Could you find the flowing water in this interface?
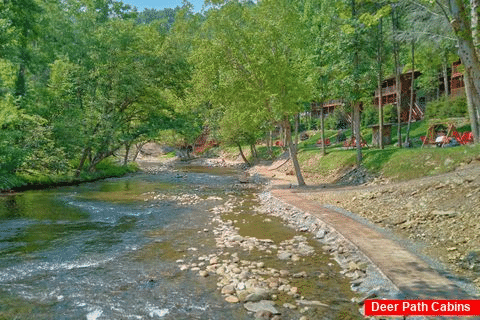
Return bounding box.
[0,164,360,319]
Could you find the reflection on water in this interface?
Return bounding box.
[0,169,251,319]
[0,191,88,220]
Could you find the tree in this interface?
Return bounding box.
[419,0,480,142]
[191,0,312,185]
[45,15,184,174]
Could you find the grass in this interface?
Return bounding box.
[370,144,480,180]
[1,158,139,191]
[297,148,356,176]
[219,118,479,183]
[296,118,479,181]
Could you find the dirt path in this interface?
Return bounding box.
[251,160,480,297]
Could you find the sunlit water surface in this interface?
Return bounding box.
[0,167,251,319]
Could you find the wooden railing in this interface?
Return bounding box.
[322,99,343,107]
[374,85,396,97]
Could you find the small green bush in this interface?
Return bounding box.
[324,107,350,130]
[361,105,378,127]
[383,104,397,124]
[425,95,468,119]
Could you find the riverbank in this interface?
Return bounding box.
[134,158,368,318]
[0,160,139,193]
[248,155,480,299]
[253,159,480,285]
[141,155,480,300]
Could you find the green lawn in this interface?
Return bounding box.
[218,118,479,182]
[297,119,479,181]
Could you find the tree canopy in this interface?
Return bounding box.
[0,0,478,188]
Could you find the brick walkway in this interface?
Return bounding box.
[268,182,473,299]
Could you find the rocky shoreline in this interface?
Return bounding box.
[166,160,402,319]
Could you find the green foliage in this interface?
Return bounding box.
[425,95,468,119]
[136,7,180,30]
[361,104,378,127]
[323,107,350,130]
[0,94,65,179]
[191,0,313,137]
[0,0,477,191]
[383,104,397,123]
[0,0,199,190]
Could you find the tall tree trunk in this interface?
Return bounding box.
[237,143,250,166]
[88,148,117,172]
[392,6,402,148]
[284,117,305,186]
[448,0,480,143]
[352,0,363,166]
[294,113,299,151]
[15,64,26,97]
[279,126,283,147]
[472,0,480,47]
[405,40,415,146]
[378,17,384,150]
[124,142,131,166]
[464,69,480,142]
[320,104,326,156]
[132,142,146,162]
[269,130,273,150]
[442,59,450,115]
[76,147,90,177]
[250,144,257,163]
[442,59,450,97]
[268,130,273,157]
[354,103,362,166]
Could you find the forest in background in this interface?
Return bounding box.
[1,0,480,189]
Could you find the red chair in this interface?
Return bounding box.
[461,131,474,144]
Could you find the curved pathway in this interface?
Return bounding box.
[253,165,476,300]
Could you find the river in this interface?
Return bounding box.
[0,163,361,319]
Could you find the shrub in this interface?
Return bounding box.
[383,104,398,124]
[324,106,350,130]
[425,95,468,119]
[361,104,378,127]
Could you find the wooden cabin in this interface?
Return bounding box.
[311,100,344,118]
[451,60,465,97]
[373,71,423,122]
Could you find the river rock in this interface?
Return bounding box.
[245,288,271,302]
[279,270,289,277]
[283,303,297,309]
[296,300,329,307]
[239,270,250,280]
[431,209,457,217]
[221,284,236,295]
[255,310,273,320]
[315,230,326,239]
[237,290,249,302]
[244,300,279,314]
[225,295,239,303]
[277,251,292,260]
